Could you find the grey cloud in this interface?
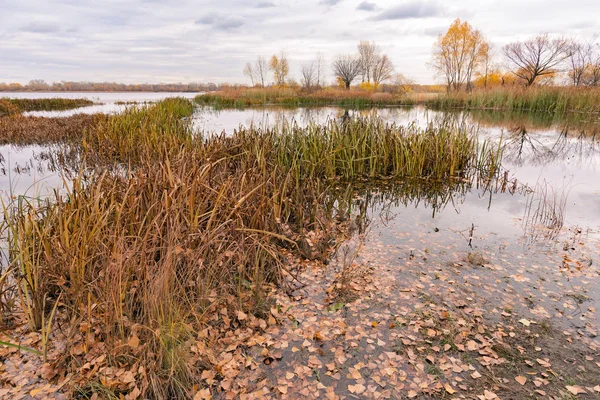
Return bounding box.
[255,1,276,8]
[21,21,60,33]
[320,0,343,6]
[195,14,244,30]
[195,14,217,25]
[374,1,442,20]
[356,1,376,11]
[215,18,244,30]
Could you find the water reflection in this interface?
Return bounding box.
[192,106,439,134]
[500,126,600,168]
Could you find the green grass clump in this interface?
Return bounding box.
[83,97,194,162]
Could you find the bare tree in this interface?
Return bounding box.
[332,55,362,90]
[567,40,592,86]
[503,34,571,86]
[254,56,268,87]
[243,56,268,87]
[569,37,600,87]
[243,62,256,86]
[372,55,395,86]
[357,40,379,83]
[301,62,317,89]
[316,52,325,88]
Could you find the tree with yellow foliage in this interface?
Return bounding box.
[431,19,489,92]
[473,70,517,88]
[269,52,289,87]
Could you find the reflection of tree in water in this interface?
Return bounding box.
[468,108,600,132]
[502,126,600,167]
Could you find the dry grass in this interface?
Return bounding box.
[0,114,105,145]
[195,87,415,108]
[426,86,600,114]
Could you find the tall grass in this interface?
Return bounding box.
[195,87,415,108]
[0,98,94,116]
[219,119,497,181]
[83,97,195,162]
[426,86,600,114]
[2,98,503,398]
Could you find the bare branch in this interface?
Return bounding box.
[332,55,362,90]
[503,34,570,86]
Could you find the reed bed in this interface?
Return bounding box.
[0,114,105,145]
[0,98,94,117]
[1,98,503,398]
[426,86,600,114]
[195,88,414,108]
[83,97,194,163]
[217,119,499,181]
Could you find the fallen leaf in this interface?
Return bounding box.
[444,383,455,394]
[515,376,527,385]
[127,335,140,349]
[193,388,211,400]
[566,385,586,395]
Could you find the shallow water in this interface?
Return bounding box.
[0,144,74,200]
[190,105,600,330]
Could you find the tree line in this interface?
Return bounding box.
[432,18,600,91]
[0,81,218,92]
[243,41,411,92]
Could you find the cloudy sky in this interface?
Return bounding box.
[1,0,599,85]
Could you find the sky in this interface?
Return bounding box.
[1,0,599,85]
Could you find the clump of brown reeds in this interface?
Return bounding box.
[0,114,105,145]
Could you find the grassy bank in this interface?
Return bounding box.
[426,86,600,114]
[195,88,416,108]
[0,98,95,117]
[1,98,502,398]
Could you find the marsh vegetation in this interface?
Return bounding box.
[0,94,599,399]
